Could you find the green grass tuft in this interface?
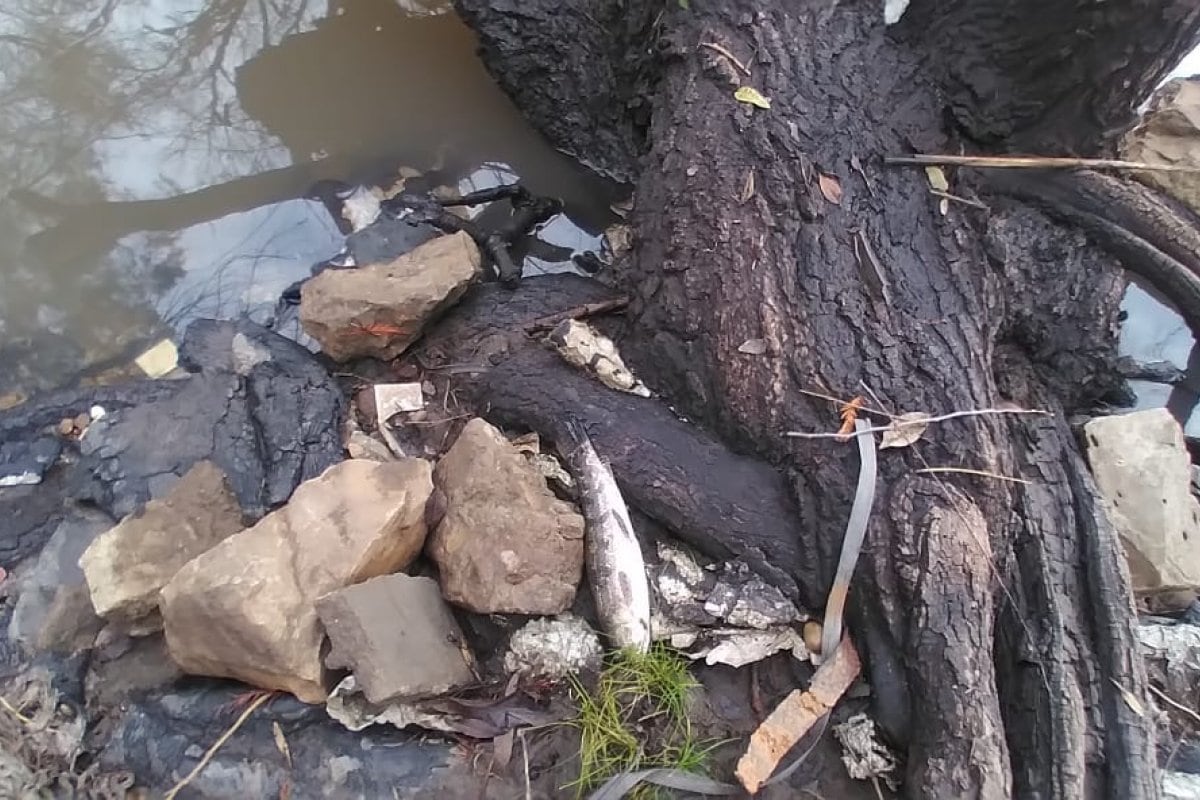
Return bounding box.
[567,644,723,799]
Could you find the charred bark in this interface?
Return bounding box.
[455,1,1200,797]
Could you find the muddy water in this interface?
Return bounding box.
[0,0,619,396]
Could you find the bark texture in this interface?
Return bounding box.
[456,1,1200,797]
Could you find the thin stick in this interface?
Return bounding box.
[796,387,893,419]
[699,42,750,76]
[521,730,532,800]
[1150,685,1200,727]
[524,297,631,332]
[915,467,1031,485]
[0,696,31,725]
[929,189,990,211]
[886,153,1200,174]
[164,692,271,799]
[785,407,1049,439]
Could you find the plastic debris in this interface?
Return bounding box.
[549,319,651,398]
[341,186,383,232]
[134,339,178,378]
[374,383,425,422]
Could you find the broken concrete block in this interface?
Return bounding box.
[299,231,481,361]
[317,574,473,704]
[428,418,584,614]
[160,458,434,703]
[79,461,244,633]
[1084,409,1200,592]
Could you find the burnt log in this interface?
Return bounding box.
[453,0,1200,797]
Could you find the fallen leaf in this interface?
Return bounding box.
[734,86,771,109]
[924,166,949,192]
[493,729,515,769]
[739,169,756,203]
[879,411,931,449]
[818,173,843,205]
[1111,679,1145,717]
[837,396,865,440]
[738,338,768,355]
[678,0,689,8]
[272,721,292,768]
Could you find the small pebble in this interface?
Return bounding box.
[57,418,74,437]
[74,412,90,431]
[89,405,106,421]
[803,620,824,655]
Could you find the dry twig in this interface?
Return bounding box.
[886,153,1200,173]
[164,692,272,799]
[699,42,750,75]
[915,467,1030,484]
[785,407,1048,439]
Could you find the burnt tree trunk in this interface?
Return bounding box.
[454,1,1200,797]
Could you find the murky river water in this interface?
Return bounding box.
[0,0,618,397]
[2,1,1199,430]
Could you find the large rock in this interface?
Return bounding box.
[299,231,481,361]
[317,574,474,704]
[79,461,245,633]
[428,418,584,614]
[69,319,344,520]
[1121,77,1200,216]
[8,508,113,653]
[1084,408,1200,592]
[160,458,434,702]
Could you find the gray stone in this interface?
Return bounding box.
[1084,409,1200,592]
[9,508,113,652]
[70,318,343,520]
[37,584,104,654]
[160,458,434,703]
[299,232,481,362]
[428,418,584,615]
[79,461,245,633]
[503,614,602,679]
[317,574,473,704]
[86,634,184,709]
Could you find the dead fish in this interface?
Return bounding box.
[557,422,651,653]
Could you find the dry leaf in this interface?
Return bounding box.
[738,338,768,355]
[924,166,949,192]
[739,170,756,203]
[272,721,292,768]
[836,396,865,440]
[493,729,516,768]
[734,86,771,109]
[879,412,931,449]
[1111,679,1145,717]
[818,173,843,205]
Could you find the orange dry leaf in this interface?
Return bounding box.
[349,321,410,338]
[837,395,864,440]
[818,172,843,205]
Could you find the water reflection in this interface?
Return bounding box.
[0,0,617,396]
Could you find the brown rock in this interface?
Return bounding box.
[79,461,245,633]
[1121,77,1200,215]
[317,574,474,704]
[160,458,434,702]
[428,418,584,614]
[299,231,481,361]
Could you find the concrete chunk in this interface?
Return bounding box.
[317,574,473,704]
